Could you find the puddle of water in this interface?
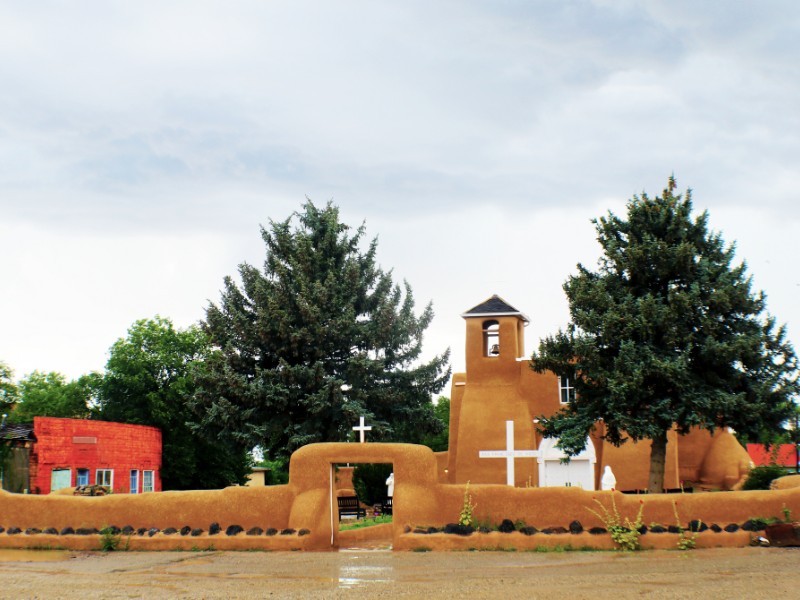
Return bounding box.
[338,563,394,589]
[0,549,72,562]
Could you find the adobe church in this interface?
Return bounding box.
[439,295,752,491]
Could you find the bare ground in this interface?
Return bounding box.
[0,546,797,599]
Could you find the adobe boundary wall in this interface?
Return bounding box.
[1,443,798,551]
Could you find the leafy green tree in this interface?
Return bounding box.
[96,317,251,490]
[0,361,18,415]
[419,396,450,452]
[193,201,451,463]
[531,177,799,492]
[9,371,95,423]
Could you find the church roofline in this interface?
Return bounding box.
[461,294,530,323]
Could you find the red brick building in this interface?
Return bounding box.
[21,417,162,494]
[746,443,799,471]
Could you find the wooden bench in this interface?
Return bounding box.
[337,496,366,519]
[381,496,393,515]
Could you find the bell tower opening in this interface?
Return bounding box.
[483,320,500,357]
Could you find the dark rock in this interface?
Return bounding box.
[427,526,439,534]
[209,522,221,536]
[163,528,178,535]
[180,526,191,536]
[280,528,296,535]
[122,526,135,535]
[137,528,147,536]
[266,528,278,536]
[667,525,681,534]
[710,524,723,533]
[25,528,42,535]
[589,527,607,535]
[479,527,491,534]
[649,525,666,534]
[724,523,740,533]
[226,525,244,536]
[413,527,430,534]
[103,526,121,535]
[637,525,648,534]
[298,529,311,537]
[246,527,263,536]
[551,527,568,534]
[688,520,708,533]
[569,520,583,534]
[191,528,203,537]
[498,519,516,533]
[742,519,766,532]
[7,527,22,535]
[520,526,538,536]
[0,527,4,534]
[444,523,474,536]
[403,525,411,534]
[44,528,59,535]
[76,528,98,535]
[148,528,159,537]
[60,527,74,535]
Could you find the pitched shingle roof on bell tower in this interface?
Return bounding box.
[461,295,530,323]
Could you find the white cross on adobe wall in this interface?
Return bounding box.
[479,420,539,486]
[352,416,372,443]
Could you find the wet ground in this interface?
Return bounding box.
[0,547,798,599]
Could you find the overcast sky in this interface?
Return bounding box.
[2,1,798,387]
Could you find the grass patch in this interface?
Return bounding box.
[339,515,392,531]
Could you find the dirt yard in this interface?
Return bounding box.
[0,546,797,599]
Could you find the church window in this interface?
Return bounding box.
[483,320,500,357]
[559,375,575,404]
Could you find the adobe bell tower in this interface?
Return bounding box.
[447,295,540,485]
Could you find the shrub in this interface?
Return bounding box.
[742,465,788,490]
[588,496,644,551]
[459,482,477,527]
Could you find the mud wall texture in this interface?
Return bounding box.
[2,442,798,551]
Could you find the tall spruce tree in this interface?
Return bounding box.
[193,201,451,462]
[531,177,798,492]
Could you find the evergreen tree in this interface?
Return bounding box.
[532,177,798,492]
[97,317,251,490]
[193,201,450,462]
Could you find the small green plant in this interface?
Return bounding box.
[672,501,699,551]
[741,464,788,490]
[339,515,392,531]
[459,481,477,527]
[588,496,644,551]
[782,505,792,523]
[99,527,121,552]
[412,546,431,552]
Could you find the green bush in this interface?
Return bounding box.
[742,465,788,490]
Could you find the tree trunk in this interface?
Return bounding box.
[648,430,667,493]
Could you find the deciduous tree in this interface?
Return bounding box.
[532,177,799,492]
[96,317,250,489]
[8,371,95,423]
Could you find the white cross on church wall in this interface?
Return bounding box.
[352,416,372,443]
[479,420,539,486]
